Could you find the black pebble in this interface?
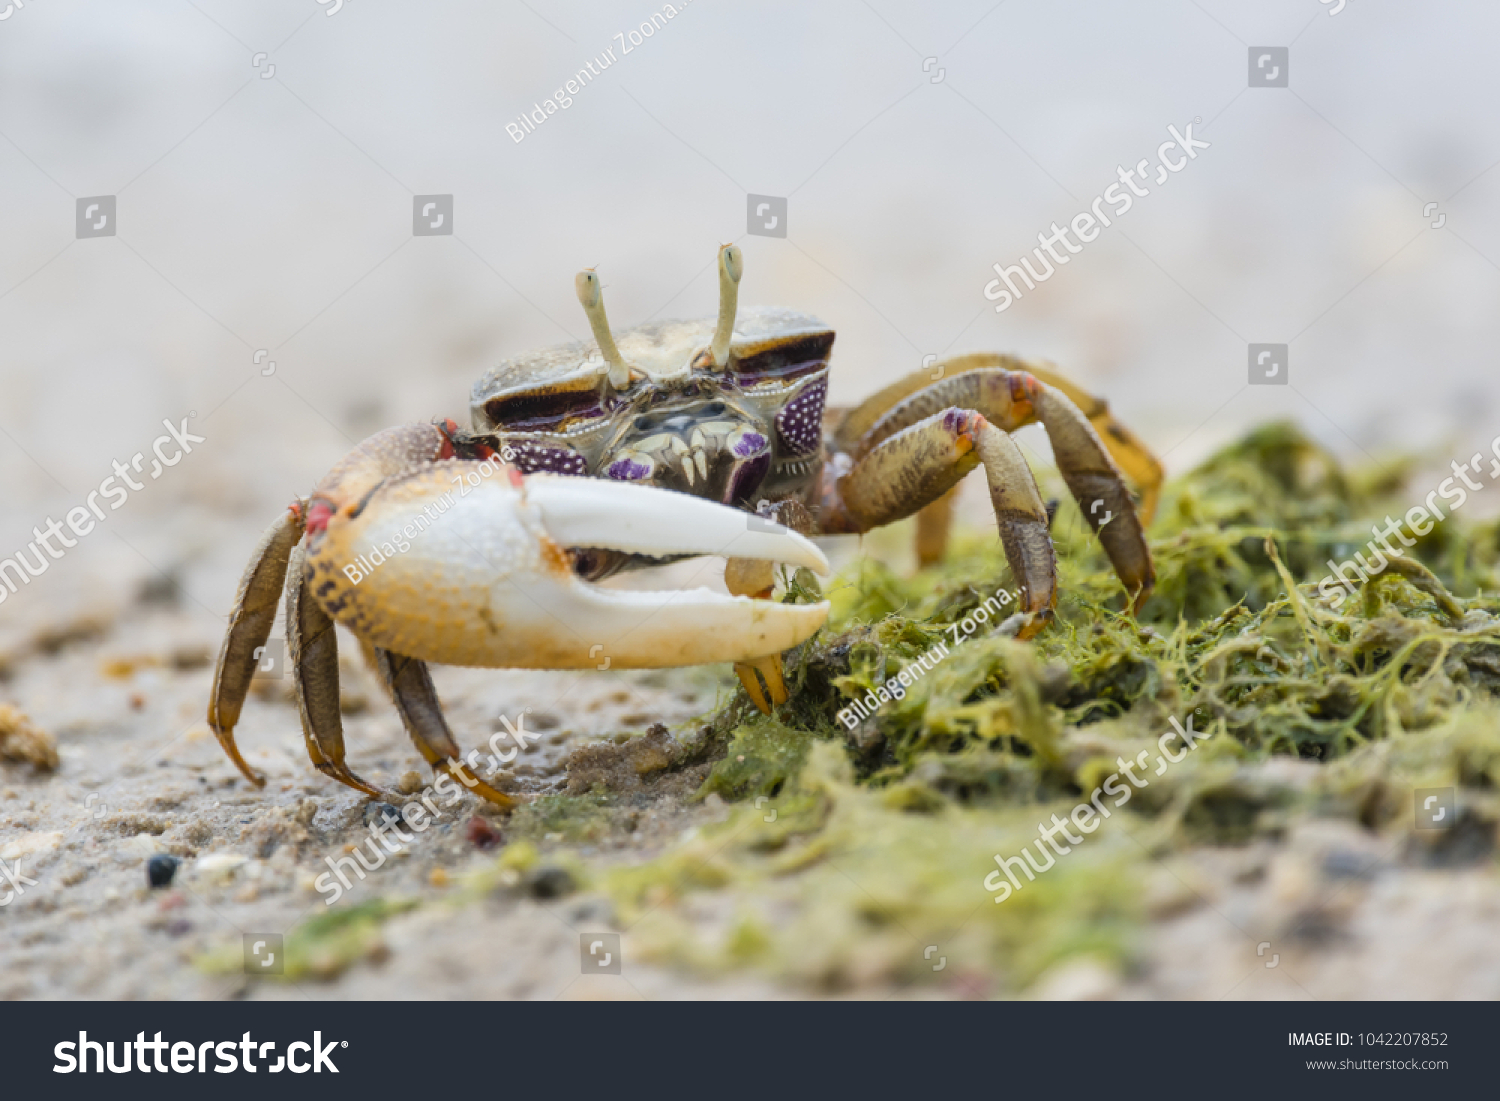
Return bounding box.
[147,854,180,888]
[363,801,403,830]
[527,865,576,899]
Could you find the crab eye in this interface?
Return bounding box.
[730,332,834,385]
[483,388,604,431]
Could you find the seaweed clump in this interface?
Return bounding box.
[597,422,1500,989]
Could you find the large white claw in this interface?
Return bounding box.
[530,474,829,576]
[310,466,830,671]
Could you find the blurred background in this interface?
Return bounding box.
[2,0,1498,627]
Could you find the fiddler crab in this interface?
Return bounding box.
[209,245,1161,809]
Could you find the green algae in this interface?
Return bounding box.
[698,714,814,801]
[610,742,1146,991]
[199,897,419,981]
[596,421,1500,990]
[507,791,614,843]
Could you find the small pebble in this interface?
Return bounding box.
[0,703,59,771]
[397,770,424,794]
[170,641,211,670]
[146,854,180,888]
[363,801,403,830]
[465,815,501,850]
[1323,849,1374,880]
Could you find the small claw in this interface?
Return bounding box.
[307,468,830,671]
[736,662,773,713]
[735,654,788,713]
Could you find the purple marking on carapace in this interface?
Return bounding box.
[775,376,826,457]
[511,442,588,477]
[606,457,652,481]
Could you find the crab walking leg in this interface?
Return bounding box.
[1029,383,1155,611]
[852,368,1154,612]
[914,487,959,568]
[286,543,384,800]
[1022,364,1162,527]
[837,356,1163,525]
[824,409,1058,636]
[374,650,516,809]
[207,506,307,786]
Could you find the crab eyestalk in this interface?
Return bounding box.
[575,269,630,389]
[710,244,743,369]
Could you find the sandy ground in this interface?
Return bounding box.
[4,503,1500,1003]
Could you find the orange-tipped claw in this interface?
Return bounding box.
[735,654,789,713]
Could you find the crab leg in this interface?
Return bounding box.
[286,542,384,800]
[823,408,1058,636]
[1029,382,1155,611]
[1022,363,1162,527]
[834,354,1162,525]
[851,368,1154,612]
[207,506,306,787]
[375,649,515,808]
[914,487,959,568]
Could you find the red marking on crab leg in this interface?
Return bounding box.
[435,418,462,461]
[1007,372,1040,421]
[940,408,987,455]
[305,498,336,535]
